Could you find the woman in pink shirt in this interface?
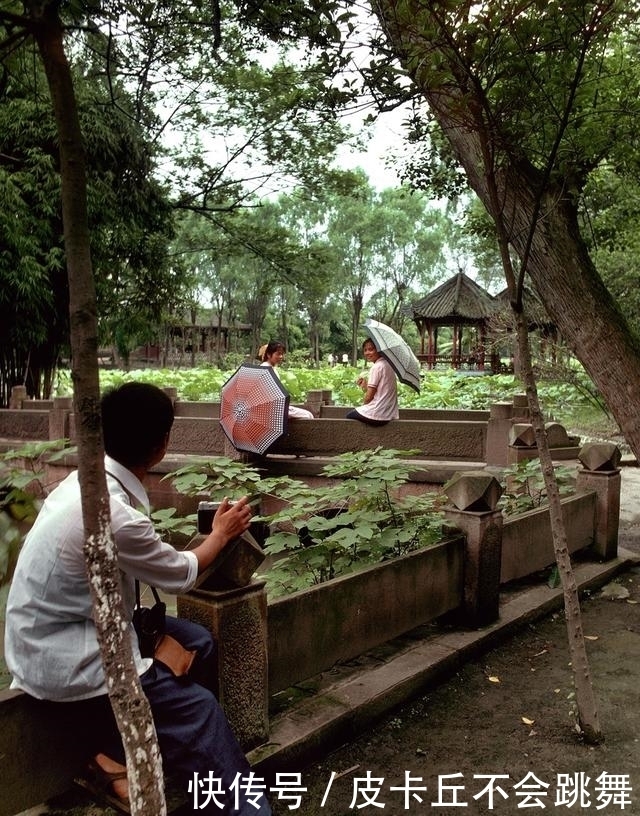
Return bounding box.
[346,338,399,426]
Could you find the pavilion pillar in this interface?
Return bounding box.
[452,324,459,368]
[478,324,486,371]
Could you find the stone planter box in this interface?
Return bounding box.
[266,536,465,694]
[501,492,597,583]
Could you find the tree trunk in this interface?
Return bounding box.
[372,0,640,460]
[31,4,166,813]
[514,309,602,743]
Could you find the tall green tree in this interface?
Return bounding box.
[580,166,640,336]
[368,0,640,461]
[325,171,391,361]
[368,186,450,327]
[0,28,175,404]
[10,2,167,811]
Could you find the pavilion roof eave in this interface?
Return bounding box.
[407,271,497,322]
[413,316,488,327]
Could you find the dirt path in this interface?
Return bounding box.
[285,566,640,815]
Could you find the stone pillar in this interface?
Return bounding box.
[162,386,178,405]
[177,581,269,750]
[9,385,27,409]
[486,401,514,466]
[576,442,622,561]
[49,397,73,440]
[304,389,324,417]
[507,422,538,465]
[512,394,530,420]
[444,471,504,628]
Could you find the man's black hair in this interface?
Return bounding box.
[101,382,174,468]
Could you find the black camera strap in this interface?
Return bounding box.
[135,579,162,609]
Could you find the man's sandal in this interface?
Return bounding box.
[74,752,130,814]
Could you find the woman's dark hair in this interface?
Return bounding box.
[262,340,285,361]
[101,382,174,468]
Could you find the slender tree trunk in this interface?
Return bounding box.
[515,309,602,743]
[372,0,640,461]
[30,4,166,812]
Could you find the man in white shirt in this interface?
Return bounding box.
[346,338,399,426]
[5,382,271,815]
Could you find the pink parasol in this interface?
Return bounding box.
[219,363,290,455]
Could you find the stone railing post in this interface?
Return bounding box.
[49,397,73,440]
[177,581,269,751]
[507,422,538,465]
[9,385,27,409]
[444,471,504,628]
[486,401,513,466]
[162,386,178,406]
[512,394,530,420]
[576,442,622,561]
[304,389,324,417]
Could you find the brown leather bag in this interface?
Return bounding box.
[134,581,195,676]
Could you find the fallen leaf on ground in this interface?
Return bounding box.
[521,716,535,726]
[488,676,500,683]
[584,635,599,641]
[601,582,630,600]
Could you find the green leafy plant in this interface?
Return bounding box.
[149,507,199,546]
[0,440,73,617]
[259,448,448,597]
[167,455,265,499]
[164,448,449,598]
[161,455,295,545]
[499,459,576,516]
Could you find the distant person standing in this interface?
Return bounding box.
[260,340,315,419]
[346,338,399,426]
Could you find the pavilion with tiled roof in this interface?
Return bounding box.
[405,271,499,371]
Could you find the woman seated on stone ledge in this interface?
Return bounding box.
[259,340,315,419]
[346,338,399,426]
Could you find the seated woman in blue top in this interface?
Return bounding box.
[346,338,399,426]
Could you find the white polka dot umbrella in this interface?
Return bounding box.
[363,317,421,393]
[219,363,290,455]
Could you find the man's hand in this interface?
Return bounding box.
[212,496,252,542]
[195,496,253,573]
